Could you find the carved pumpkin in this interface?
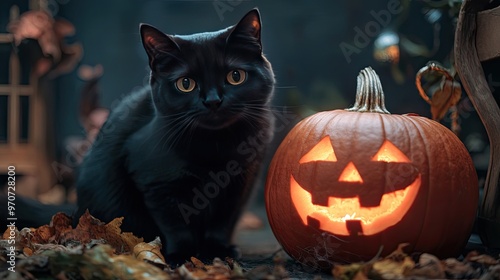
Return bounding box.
[265,67,478,268]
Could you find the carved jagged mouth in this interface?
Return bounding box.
[290,172,422,236]
[293,161,419,207]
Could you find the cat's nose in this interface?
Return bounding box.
[203,94,223,111]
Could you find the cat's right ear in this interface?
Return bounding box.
[227,9,262,52]
[140,24,179,69]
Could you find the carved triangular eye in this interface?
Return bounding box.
[300,136,337,163]
[371,140,410,163]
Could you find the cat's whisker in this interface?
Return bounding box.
[240,106,277,113]
[235,109,267,131]
[148,111,194,153]
[162,114,198,150]
[166,114,197,151]
[184,117,199,149]
[238,107,275,118]
[159,123,186,153]
[150,123,180,154]
[159,110,203,152]
[241,105,298,119]
[180,115,200,145]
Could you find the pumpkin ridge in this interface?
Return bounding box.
[432,119,475,254]
[404,116,433,252]
[304,113,330,160]
[438,124,458,253]
[431,119,461,253]
[376,113,391,205]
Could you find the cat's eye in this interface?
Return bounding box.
[227,69,247,85]
[176,77,196,93]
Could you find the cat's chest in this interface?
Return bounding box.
[124,121,249,191]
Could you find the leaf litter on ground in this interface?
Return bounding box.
[1,212,499,279]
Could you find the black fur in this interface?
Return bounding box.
[75,9,274,264]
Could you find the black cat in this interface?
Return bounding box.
[75,9,274,264]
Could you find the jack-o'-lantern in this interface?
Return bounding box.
[292,137,421,237]
[265,67,478,269]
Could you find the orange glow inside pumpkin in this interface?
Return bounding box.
[339,162,363,183]
[299,136,337,163]
[291,138,421,236]
[371,140,411,163]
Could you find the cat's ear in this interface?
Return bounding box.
[227,9,262,51]
[140,24,179,69]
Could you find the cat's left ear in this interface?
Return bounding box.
[140,24,180,69]
[227,8,262,51]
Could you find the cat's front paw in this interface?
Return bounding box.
[199,242,241,262]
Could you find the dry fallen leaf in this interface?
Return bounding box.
[332,262,369,280]
[178,257,234,280]
[205,258,232,279]
[466,251,500,266]
[60,210,143,253]
[368,243,414,279]
[133,236,166,266]
[407,253,445,279]
[482,264,500,280]
[428,78,462,121]
[23,247,33,257]
[2,226,34,251]
[2,212,73,252]
[48,244,171,280]
[443,257,481,279]
[3,215,499,280]
[2,211,144,258]
[30,225,55,244]
[2,227,12,239]
[179,261,211,280]
[333,244,414,280]
[330,244,500,280]
[191,256,206,269]
[415,61,462,134]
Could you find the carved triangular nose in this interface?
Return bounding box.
[203,90,222,111]
[339,162,363,183]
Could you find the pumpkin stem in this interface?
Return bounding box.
[346,67,390,114]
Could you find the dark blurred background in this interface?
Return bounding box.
[0,0,491,220]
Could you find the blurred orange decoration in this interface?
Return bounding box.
[7,9,82,78]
